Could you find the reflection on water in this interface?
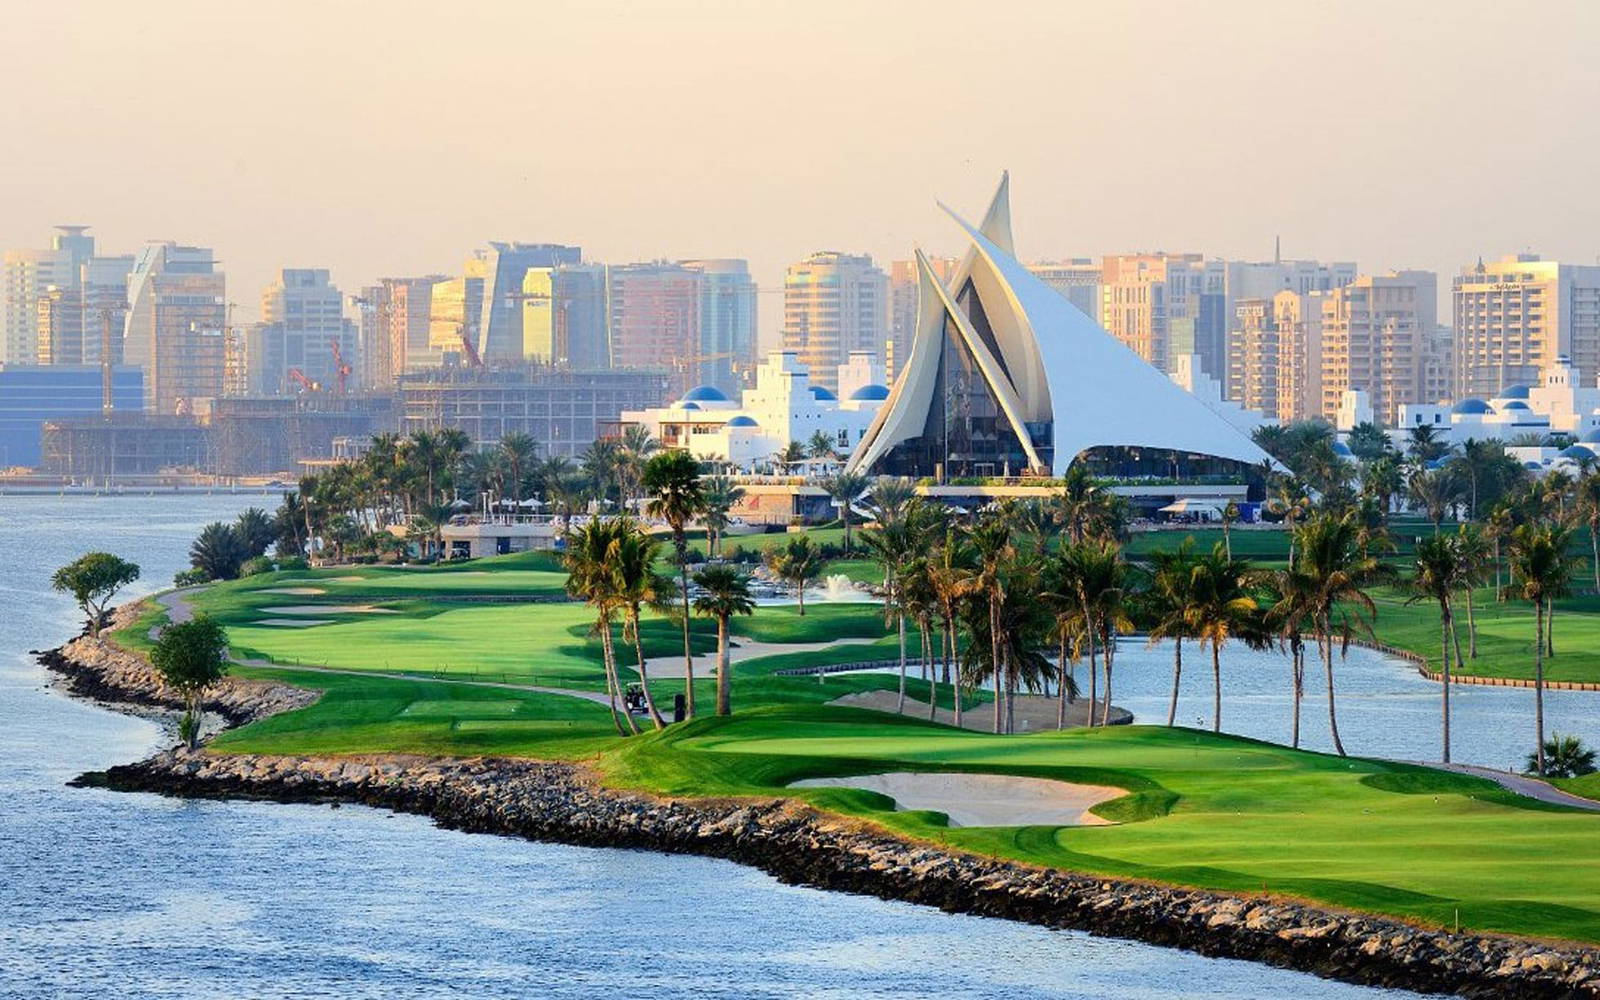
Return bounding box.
[0,497,1434,998]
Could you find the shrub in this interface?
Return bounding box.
[277,556,309,572]
[239,556,275,577]
[1530,733,1598,779]
[173,568,210,587]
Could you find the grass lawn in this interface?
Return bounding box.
[1369,587,1600,684]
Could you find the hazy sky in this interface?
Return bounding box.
[5,0,1600,334]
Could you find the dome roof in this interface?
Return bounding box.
[671,400,701,411]
[1560,445,1595,459]
[1451,398,1492,415]
[1499,383,1531,399]
[1525,461,1545,471]
[1331,441,1354,457]
[681,384,731,402]
[1500,400,1531,411]
[848,383,890,401]
[1581,429,1600,444]
[725,414,759,428]
[808,385,838,401]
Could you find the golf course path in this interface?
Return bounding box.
[1410,760,1600,812]
[636,636,885,679]
[153,588,615,708]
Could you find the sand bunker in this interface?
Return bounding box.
[258,587,326,596]
[790,771,1122,828]
[256,618,334,627]
[269,605,397,615]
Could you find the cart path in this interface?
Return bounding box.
[1400,760,1600,812]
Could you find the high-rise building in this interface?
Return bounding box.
[520,264,612,368]
[1317,271,1438,425]
[79,254,134,366]
[782,251,887,393]
[428,275,484,362]
[608,262,701,397]
[251,269,356,395]
[1273,289,1327,423]
[465,242,582,363]
[3,226,97,365]
[121,242,226,413]
[1453,254,1600,399]
[1025,259,1101,320]
[682,259,757,391]
[1100,253,1226,377]
[1226,298,1279,419]
[890,256,957,380]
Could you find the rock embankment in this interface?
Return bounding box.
[38,602,317,725]
[92,748,1600,1000]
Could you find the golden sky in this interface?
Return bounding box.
[3,0,1598,330]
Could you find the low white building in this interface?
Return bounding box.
[1168,353,1269,437]
[621,350,889,468]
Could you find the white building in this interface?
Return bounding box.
[1392,355,1600,456]
[1169,353,1269,437]
[620,350,888,469]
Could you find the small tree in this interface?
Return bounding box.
[190,522,249,581]
[820,471,871,554]
[1529,733,1597,779]
[150,616,229,749]
[234,507,277,559]
[764,536,826,614]
[51,552,140,637]
[693,564,755,715]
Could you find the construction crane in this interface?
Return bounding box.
[457,324,482,367]
[288,368,321,393]
[329,339,352,393]
[97,306,121,413]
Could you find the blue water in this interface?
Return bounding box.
[0,496,1439,998]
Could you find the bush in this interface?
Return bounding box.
[1530,733,1598,778]
[277,556,309,572]
[239,556,275,577]
[173,568,210,586]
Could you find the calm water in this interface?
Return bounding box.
[0,496,1441,999]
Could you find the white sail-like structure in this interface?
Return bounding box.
[847,175,1271,477]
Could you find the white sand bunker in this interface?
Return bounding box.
[257,617,334,627]
[270,604,397,615]
[259,587,326,596]
[790,771,1122,828]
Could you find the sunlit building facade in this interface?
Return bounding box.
[782,251,887,394]
[121,242,226,413]
[1453,254,1600,399]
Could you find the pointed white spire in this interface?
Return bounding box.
[978,171,1014,256]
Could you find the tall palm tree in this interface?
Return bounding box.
[1505,523,1577,775]
[1453,522,1490,662]
[1262,563,1315,748]
[897,556,940,716]
[1288,511,1387,756]
[562,519,636,736]
[926,527,976,728]
[963,517,1015,734]
[773,441,808,474]
[861,513,922,712]
[764,535,826,614]
[1409,467,1461,532]
[1053,465,1101,544]
[1051,540,1129,728]
[699,474,746,558]
[1189,543,1259,734]
[1409,534,1464,763]
[1451,438,1500,521]
[692,564,755,716]
[958,559,1054,735]
[1406,423,1450,467]
[498,432,539,508]
[1266,477,1312,569]
[1578,471,1600,591]
[820,471,871,554]
[580,438,621,503]
[1145,540,1200,727]
[868,476,917,526]
[1220,501,1240,559]
[642,451,705,719]
[611,526,671,730]
[807,430,838,469]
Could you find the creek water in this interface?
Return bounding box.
[1,495,1439,998]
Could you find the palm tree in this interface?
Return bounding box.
[861,513,922,712]
[1262,563,1316,748]
[1145,540,1200,727]
[562,519,637,736]
[819,471,871,554]
[774,441,808,474]
[1407,423,1450,467]
[617,424,659,500]
[1188,543,1259,734]
[611,525,671,730]
[1505,523,1576,775]
[642,451,705,719]
[1409,534,1465,763]
[806,429,838,469]
[1578,471,1600,590]
[1409,467,1461,532]
[692,564,755,716]
[764,535,826,614]
[1266,477,1312,569]
[1453,522,1490,663]
[958,559,1054,734]
[699,474,746,558]
[897,556,940,717]
[926,527,975,727]
[1220,501,1240,559]
[963,517,1015,734]
[1054,465,1116,544]
[1289,511,1387,756]
[1051,540,1129,728]
[580,438,621,502]
[1451,438,1500,521]
[499,432,539,508]
[868,476,918,526]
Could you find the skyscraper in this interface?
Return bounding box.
[608,262,701,396]
[1025,258,1101,320]
[1453,254,1600,398]
[1317,271,1438,425]
[466,242,582,363]
[890,256,956,380]
[252,269,357,395]
[682,259,757,391]
[79,254,134,366]
[520,263,610,369]
[1272,289,1327,423]
[1100,253,1226,376]
[428,276,484,363]
[782,251,887,393]
[3,226,96,365]
[121,242,226,413]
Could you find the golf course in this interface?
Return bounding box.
[108,543,1600,946]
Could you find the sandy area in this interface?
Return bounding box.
[828,689,1131,732]
[259,587,326,596]
[269,605,397,615]
[790,771,1122,827]
[256,618,334,627]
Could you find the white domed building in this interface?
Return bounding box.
[619,350,888,469]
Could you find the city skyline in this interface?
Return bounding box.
[3,1,1598,333]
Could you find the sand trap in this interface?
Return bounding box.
[259,587,326,596]
[789,771,1122,828]
[257,617,334,627]
[269,604,397,615]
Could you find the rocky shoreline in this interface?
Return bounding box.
[41,607,1600,999]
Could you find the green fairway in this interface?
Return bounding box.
[1369,587,1600,684]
